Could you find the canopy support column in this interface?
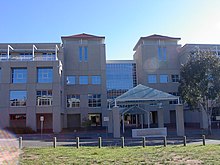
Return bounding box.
[147,112,151,128]
[158,110,164,128]
[175,105,185,136]
[112,106,120,138]
[122,114,125,133]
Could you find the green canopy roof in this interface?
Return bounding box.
[115,84,179,103]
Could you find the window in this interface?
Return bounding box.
[158,47,166,61]
[42,52,56,61]
[84,47,88,62]
[37,67,53,83]
[79,76,88,84]
[79,47,83,62]
[66,76,76,85]
[88,94,101,107]
[36,90,52,106]
[171,75,180,82]
[10,91,27,107]
[10,114,26,120]
[92,76,101,84]
[67,94,80,108]
[148,75,157,83]
[160,74,168,83]
[12,68,27,83]
[169,92,179,104]
[79,46,88,62]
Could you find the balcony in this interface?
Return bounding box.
[0,54,57,61]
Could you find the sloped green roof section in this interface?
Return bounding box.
[115,84,178,102]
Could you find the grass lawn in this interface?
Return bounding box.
[20,145,220,165]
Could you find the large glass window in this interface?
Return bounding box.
[79,76,88,84]
[12,68,27,83]
[37,67,53,83]
[88,94,101,107]
[171,74,180,82]
[92,76,101,84]
[160,74,168,83]
[66,76,76,85]
[10,91,27,107]
[148,75,157,83]
[158,47,166,61]
[36,90,52,106]
[66,94,80,108]
[79,46,88,62]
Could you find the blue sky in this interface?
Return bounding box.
[1,0,220,60]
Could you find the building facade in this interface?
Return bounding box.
[0,33,219,133]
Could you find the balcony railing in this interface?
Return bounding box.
[0,55,57,61]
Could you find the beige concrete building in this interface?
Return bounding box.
[0,33,219,134]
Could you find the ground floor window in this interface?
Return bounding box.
[88,113,102,126]
[10,114,26,128]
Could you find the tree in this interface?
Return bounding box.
[179,50,220,134]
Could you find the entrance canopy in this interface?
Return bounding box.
[115,84,179,106]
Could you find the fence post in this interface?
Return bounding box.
[98,137,102,148]
[163,136,167,147]
[76,137,80,148]
[53,137,57,148]
[19,137,22,149]
[183,136,186,146]
[121,137,124,148]
[142,137,145,147]
[202,135,206,146]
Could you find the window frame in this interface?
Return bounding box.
[10,90,27,107]
[148,74,157,83]
[37,67,53,83]
[12,68,27,83]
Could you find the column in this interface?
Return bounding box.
[158,110,164,128]
[175,105,185,136]
[26,107,37,131]
[63,113,67,128]
[112,106,120,138]
[53,107,61,133]
[200,109,208,129]
[108,109,113,133]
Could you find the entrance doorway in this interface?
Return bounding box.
[88,113,102,126]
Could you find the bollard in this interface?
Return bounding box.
[121,137,124,148]
[98,137,102,148]
[202,135,206,146]
[53,137,57,148]
[142,137,146,147]
[19,137,22,149]
[183,136,186,146]
[163,136,167,147]
[76,137,80,148]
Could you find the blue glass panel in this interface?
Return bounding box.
[12,68,27,83]
[79,76,88,84]
[84,47,88,62]
[37,68,53,83]
[92,76,101,84]
[148,75,157,83]
[67,76,76,84]
[79,47,82,62]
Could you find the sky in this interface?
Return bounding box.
[1,0,220,60]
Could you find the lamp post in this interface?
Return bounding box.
[7,45,14,60]
[33,45,37,60]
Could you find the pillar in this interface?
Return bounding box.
[175,105,185,136]
[158,110,164,128]
[108,109,113,133]
[200,109,208,129]
[53,107,61,133]
[63,113,67,128]
[26,107,36,131]
[112,106,120,138]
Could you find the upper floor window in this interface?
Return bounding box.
[79,76,88,84]
[37,67,53,83]
[36,90,52,106]
[88,94,101,107]
[148,75,157,83]
[158,47,166,61]
[12,68,27,83]
[42,52,56,61]
[160,74,168,83]
[171,74,180,82]
[91,76,101,84]
[66,76,76,85]
[169,92,179,104]
[84,47,88,62]
[67,94,80,108]
[10,91,27,107]
[79,46,88,62]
